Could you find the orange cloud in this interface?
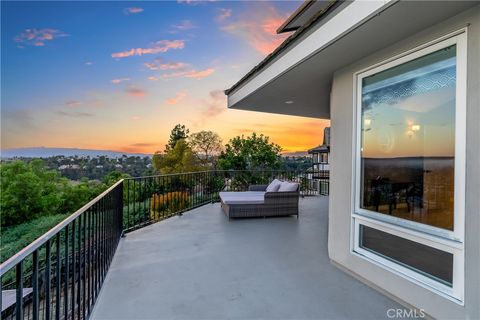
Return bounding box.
[165,92,187,105]
[15,28,68,47]
[126,87,146,97]
[124,7,144,15]
[111,78,130,84]
[161,68,215,80]
[147,76,159,81]
[112,40,185,58]
[216,8,232,22]
[144,58,188,71]
[220,4,288,55]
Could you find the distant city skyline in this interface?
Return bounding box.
[1,1,329,154]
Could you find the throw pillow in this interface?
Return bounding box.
[266,179,282,192]
[278,181,299,192]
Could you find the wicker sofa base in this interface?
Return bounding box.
[220,197,299,219]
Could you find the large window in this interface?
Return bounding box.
[353,33,466,301]
[360,45,456,230]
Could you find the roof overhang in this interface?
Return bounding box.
[226,0,477,119]
[276,0,338,34]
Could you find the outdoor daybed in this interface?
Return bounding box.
[219,180,300,218]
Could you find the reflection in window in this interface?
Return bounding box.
[360,45,456,231]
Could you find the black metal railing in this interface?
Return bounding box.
[122,170,328,232]
[1,180,123,320]
[1,169,328,319]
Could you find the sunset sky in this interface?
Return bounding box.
[1,0,330,154]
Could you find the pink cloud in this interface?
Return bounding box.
[216,8,232,22]
[111,78,130,84]
[171,20,196,31]
[185,68,215,79]
[220,4,289,55]
[14,28,68,47]
[126,87,146,98]
[177,0,216,4]
[124,7,144,15]
[165,92,187,105]
[203,89,226,118]
[112,40,185,58]
[144,58,189,71]
[148,76,159,81]
[162,68,215,80]
[65,100,81,107]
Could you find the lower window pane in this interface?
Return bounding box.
[359,225,453,286]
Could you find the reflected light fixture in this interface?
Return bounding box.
[411,124,421,131]
[285,100,294,104]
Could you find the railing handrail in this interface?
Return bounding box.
[0,179,124,276]
[125,169,328,180]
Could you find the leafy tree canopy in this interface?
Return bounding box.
[218,133,282,171]
[0,160,123,228]
[189,130,223,167]
[165,124,189,152]
[153,139,202,174]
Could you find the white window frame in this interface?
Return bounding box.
[352,30,467,302]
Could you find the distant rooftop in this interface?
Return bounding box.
[308,127,330,154]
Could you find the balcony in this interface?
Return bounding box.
[1,170,403,320]
[92,197,402,320]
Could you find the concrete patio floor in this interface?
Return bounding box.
[92,196,404,320]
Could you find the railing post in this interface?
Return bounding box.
[119,180,124,237]
[15,261,23,320]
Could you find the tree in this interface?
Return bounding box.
[0,160,114,228]
[102,171,131,186]
[218,133,282,171]
[153,139,201,174]
[1,160,61,227]
[165,124,189,152]
[189,130,223,168]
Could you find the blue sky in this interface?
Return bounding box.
[1,1,329,154]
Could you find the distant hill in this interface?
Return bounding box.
[281,151,309,157]
[1,147,151,159]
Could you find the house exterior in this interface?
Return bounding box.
[226,1,480,318]
[308,126,330,171]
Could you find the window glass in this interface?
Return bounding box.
[359,225,453,286]
[360,45,456,231]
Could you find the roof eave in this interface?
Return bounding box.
[276,0,316,34]
[224,0,339,96]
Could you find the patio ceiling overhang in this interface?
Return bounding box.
[225,0,476,119]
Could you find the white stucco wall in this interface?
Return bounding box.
[328,5,479,319]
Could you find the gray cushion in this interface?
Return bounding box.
[219,191,265,204]
[278,181,299,192]
[266,179,282,192]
